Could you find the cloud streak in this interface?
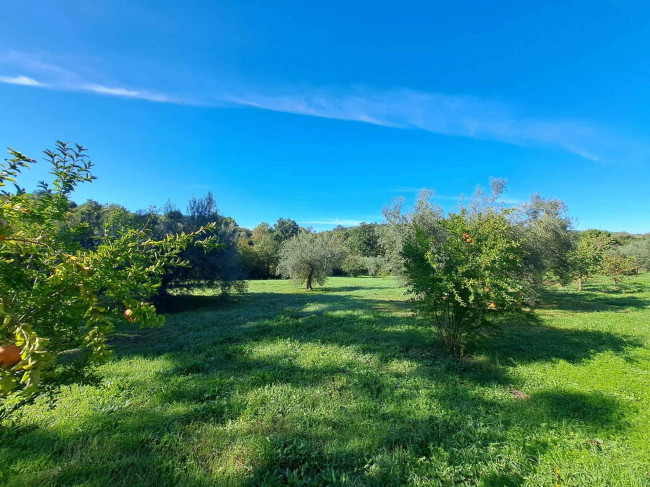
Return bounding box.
[84,84,179,103]
[0,51,191,104]
[230,88,614,161]
[0,75,46,87]
[2,51,646,163]
[0,72,187,104]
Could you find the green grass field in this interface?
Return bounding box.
[1,275,649,486]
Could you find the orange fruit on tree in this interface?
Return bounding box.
[488,302,497,309]
[124,308,135,322]
[0,344,22,368]
[466,238,472,243]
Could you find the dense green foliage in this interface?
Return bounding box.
[345,222,383,257]
[0,276,648,486]
[238,219,302,279]
[0,143,213,417]
[153,193,247,302]
[68,192,248,303]
[390,181,576,355]
[620,236,650,272]
[402,209,527,356]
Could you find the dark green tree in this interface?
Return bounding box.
[273,218,300,242]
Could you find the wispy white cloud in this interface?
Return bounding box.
[2,50,647,163]
[0,51,190,104]
[230,88,615,161]
[85,84,141,97]
[0,72,187,104]
[84,84,178,103]
[0,74,46,87]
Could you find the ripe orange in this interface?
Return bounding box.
[0,344,22,368]
[124,308,135,322]
[488,302,497,309]
[466,238,473,243]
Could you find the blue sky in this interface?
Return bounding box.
[1,1,648,232]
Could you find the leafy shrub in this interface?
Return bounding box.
[0,142,213,417]
[402,207,527,356]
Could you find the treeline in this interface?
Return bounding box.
[65,190,650,294]
[64,195,393,286]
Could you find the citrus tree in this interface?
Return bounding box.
[0,142,215,418]
[402,208,527,356]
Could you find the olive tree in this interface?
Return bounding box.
[514,194,573,290]
[276,232,346,290]
[620,237,650,273]
[151,192,247,306]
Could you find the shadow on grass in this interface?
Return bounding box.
[4,281,644,486]
[537,286,649,313]
[481,311,642,365]
[113,288,642,373]
[528,390,626,427]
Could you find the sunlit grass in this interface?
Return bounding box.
[1,275,648,486]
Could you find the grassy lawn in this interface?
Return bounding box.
[1,275,649,486]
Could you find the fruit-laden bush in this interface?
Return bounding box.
[276,232,346,290]
[385,180,575,355]
[0,142,215,418]
[402,208,527,356]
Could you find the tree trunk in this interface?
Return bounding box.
[577,276,583,292]
[306,270,313,290]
